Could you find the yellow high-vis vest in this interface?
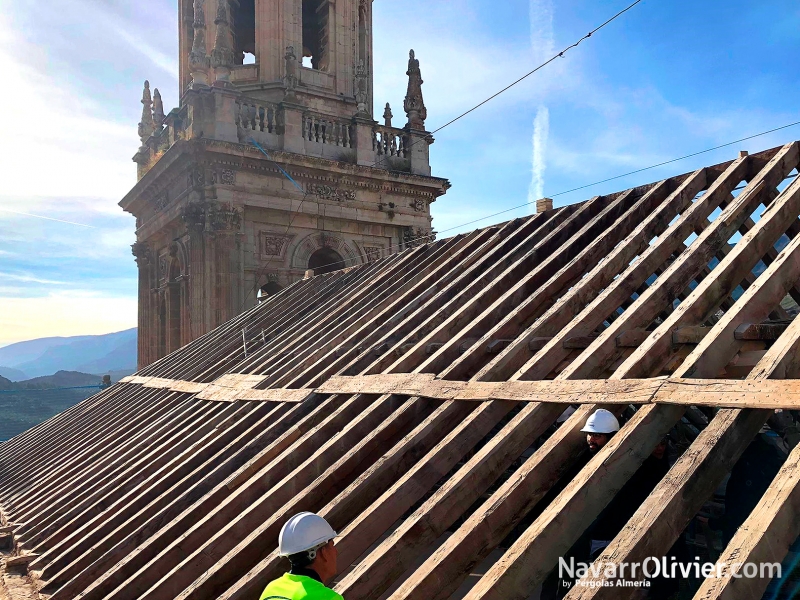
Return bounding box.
[260,573,343,600]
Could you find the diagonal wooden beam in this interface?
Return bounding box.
[558,143,798,380]
[616,168,800,379]
[691,433,800,599]
[515,154,753,382]
[562,211,800,598]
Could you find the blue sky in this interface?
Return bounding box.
[0,0,799,346]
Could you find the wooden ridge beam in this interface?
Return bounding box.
[312,374,800,409]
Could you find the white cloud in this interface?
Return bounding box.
[0,273,68,286]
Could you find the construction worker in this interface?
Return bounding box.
[260,512,342,600]
[541,409,620,600]
[581,408,620,454]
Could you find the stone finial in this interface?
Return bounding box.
[189,0,210,88]
[383,103,393,127]
[404,49,427,130]
[152,88,165,128]
[137,81,155,143]
[355,60,369,115]
[211,0,234,86]
[283,46,299,101]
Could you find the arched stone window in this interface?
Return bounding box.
[308,247,345,275]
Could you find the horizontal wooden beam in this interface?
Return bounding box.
[121,373,800,409]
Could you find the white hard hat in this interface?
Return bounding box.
[581,409,620,434]
[279,512,338,557]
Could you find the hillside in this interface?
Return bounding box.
[0,328,137,379]
[0,371,110,442]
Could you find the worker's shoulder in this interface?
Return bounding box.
[261,574,343,600]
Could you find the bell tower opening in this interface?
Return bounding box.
[233,0,256,65]
[309,247,345,275]
[302,0,330,70]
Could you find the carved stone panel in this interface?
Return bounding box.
[308,183,356,202]
[260,231,294,260]
[363,246,383,262]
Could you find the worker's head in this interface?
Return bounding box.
[279,512,338,584]
[580,409,620,453]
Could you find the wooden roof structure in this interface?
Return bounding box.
[3,142,800,599]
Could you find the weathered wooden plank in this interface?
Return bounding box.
[476,169,710,384]
[336,401,566,600]
[465,403,685,600]
[564,228,800,598]
[48,399,321,600]
[615,154,800,379]
[672,325,710,344]
[692,441,800,600]
[563,143,798,381]
[311,374,800,409]
[614,329,649,348]
[516,154,756,382]
[734,321,789,341]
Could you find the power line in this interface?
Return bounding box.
[242,0,647,301]
[239,139,313,310]
[290,120,800,275]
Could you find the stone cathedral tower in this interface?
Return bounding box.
[122,0,450,367]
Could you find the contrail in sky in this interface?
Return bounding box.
[0,207,95,228]
[529,106,550,203]
[528,0,554,210]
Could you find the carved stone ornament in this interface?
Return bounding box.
[211,168,236,185]
[181,202,207,230]
[308,183,356,202]
[131,241,152,265]
[152,190,169,210]
[410,198,425,212]
[364,246,382,262]
[158,254,169,281]
[403,226,435,248]
[284,46,299,100]
[206,203,242,231]
[404,49,427,129]
[189,0,210,87]
[138,81,154,144]
[355,60,369,115]
[261,232,292,258]
[187,166,206,188]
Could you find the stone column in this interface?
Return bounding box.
[132,241,153,368]
[206,203,242,327]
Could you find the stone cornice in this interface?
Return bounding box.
[121,138,450,220]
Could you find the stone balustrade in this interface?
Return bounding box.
[303,112,354,148]
[236,100,279,134]
[135,89,430,179]
[373,126,407,158]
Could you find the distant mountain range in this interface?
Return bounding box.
[0,329,137,381]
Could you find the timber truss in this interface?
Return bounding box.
[3,143,800,600]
